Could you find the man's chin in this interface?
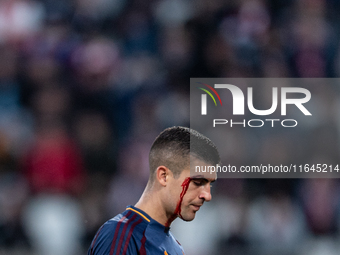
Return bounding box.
[180,217,195,222]
[179,212,196,222]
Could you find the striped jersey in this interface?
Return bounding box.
[88,206,185,255]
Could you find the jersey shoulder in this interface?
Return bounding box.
[88,208,149,255]
[169,231,185,254]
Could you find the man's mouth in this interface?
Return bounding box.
[191,204,202,211]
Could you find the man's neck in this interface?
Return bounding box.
[135,189,175,227]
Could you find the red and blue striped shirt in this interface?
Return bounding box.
[88,206,185,255]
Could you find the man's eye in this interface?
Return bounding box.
[193,181,203,186]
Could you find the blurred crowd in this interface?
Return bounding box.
[0,0,340,254]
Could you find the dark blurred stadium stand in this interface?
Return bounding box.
[0,0,340,254]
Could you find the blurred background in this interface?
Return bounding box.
[0,0,340,254]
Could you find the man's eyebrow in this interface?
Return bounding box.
[191,176,216,183]
[191,175,204,179]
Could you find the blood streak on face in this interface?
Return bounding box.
[165,177,191,227]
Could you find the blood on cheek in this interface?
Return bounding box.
[165,177,191,227]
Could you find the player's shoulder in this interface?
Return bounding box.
[100,207,149,238]
[88,206,150,255]
[168,231,183,248]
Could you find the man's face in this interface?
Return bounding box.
[168,157,217,222]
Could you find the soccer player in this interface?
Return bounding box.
[88,126,220,255]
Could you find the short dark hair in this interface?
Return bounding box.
[149,126,220,181]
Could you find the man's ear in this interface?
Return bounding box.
[156,166,171,187]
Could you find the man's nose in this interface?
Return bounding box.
[199,185,212,202]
